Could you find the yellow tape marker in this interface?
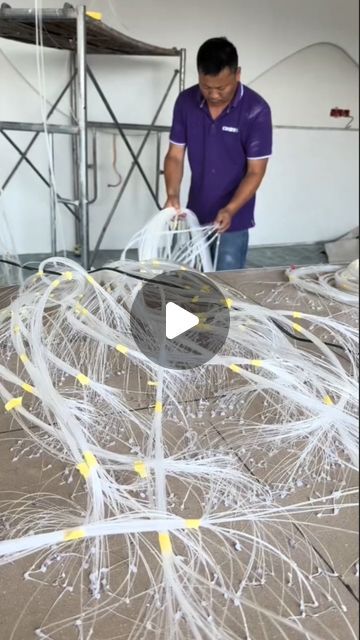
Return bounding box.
[86,11,102,20]
[323,395,334,406]
[84,451,98,470]
[134,461,147,478]
[192,295,200,303]
[13,325,20,335]
[115,343,128,355]
[147,380,158,387]
[22,383,35,394]
[64,528,86,542]
[154,401,163,414]
[229,364,242,374]
[33,270,44,281]
[292,311,302,319]
[5,397,23,412]
[158,532,172,556]
[51,279,60,289]
[180,266,188,271]
[87,275,96,285]
[185,519,201,529]
[20,353,29,364]
[292,323,303,333]
[63,271,73,281]
[197,322,210,331]
[152,260,160,266]
[76,462,90,479]
[76,451,98,479]
[76,373,91,386]
[250,359,263,367]
[75,304,89,316]
[225,298,233,309]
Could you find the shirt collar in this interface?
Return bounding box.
[228,82,244,110]
[198,82,244,111]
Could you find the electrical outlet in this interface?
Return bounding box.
[330,108,351,118]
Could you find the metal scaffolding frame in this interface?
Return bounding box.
[0,3,186,268]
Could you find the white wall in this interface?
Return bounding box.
[0,0,358,254]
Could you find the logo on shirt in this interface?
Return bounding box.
[222,126,239,133]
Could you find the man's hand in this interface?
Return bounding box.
[164,195,181,212]
[214,208,233,233]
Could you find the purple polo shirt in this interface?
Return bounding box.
[169,83,272,232]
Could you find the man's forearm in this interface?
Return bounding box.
[225,171,265,217]
[164,155,184,197]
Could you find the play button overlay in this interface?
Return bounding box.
[130,270,230,370]
[166,302,199,339]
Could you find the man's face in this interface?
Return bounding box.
[198,67,240,108]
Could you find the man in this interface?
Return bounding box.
[164,37,272,270]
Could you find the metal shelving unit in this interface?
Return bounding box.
[0,3,186,268]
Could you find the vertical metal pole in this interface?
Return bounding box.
[179,48,186,92]
[76,5,89,269]
[155,131,162,203]
[49,133,57,255]
[70,52,81,254]
[213,234,221,271]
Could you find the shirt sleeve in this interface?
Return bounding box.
[245,102,272,160]
[169,94,187,146]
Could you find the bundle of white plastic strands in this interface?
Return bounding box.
[0,257,358,639]
[334,259,359,294]
[286,262,359,306]
[0,257,358,474]
[0,257,358,473]
[1,491,358,640]
[121,207,217,271]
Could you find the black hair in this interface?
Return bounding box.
[197,37,238,76]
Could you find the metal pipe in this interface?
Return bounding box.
[0,7,77,19]
[70,52,81,253]
[88,122,171,133]
[88,129,98,205]
[155,131,162,202]
[0,121,78,134]
[90,68,179,266]
[1,120,358,134]
[213,234,221,271]
[76,5,89,269]
[273,124,359,131]
[179,48,186,92]
[1,73,77,191]
[0,130,79,219]
[49,134,57,255]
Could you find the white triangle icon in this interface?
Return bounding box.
[165,302,199,340]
